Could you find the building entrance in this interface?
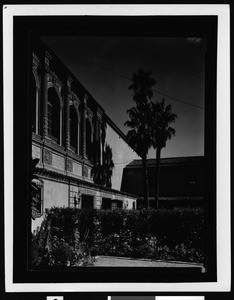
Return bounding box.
[81,195,94,209]
[102,198,112,209]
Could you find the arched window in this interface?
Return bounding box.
[86,119,92,160]
[69,105,79,153]
[31,73,37,133]
[47,87,60,143]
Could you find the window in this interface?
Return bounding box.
[47,87,60,143]
[69,186,81,209]
[81,195,94,210]
[102,198,112,209]
[69,105,79,153]
[86,119,92,159]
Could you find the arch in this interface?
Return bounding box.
[47,87,60,143]
[86,118,92,160]
[31,72,37,133]
[47,80,63,107]
[69,105,79,153]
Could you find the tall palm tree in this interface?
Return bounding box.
[125,68,156,208]
[150,99,177,208]
[102,144,114,188]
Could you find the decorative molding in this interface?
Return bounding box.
[71,92,80,106]
[44,137,66,154]
[43,149,52,165]
[32,207,43,219]
[79,187,97,196]
[45,51,52,65]
[83,165,89,178]
[32,54,41,89]
[50,71,63,88]
[86,107,93,119]
[47,77,64,108]
[67,149,83,162]
[84,94,89,103]
[97,113,103,123]
[66,158,73,172]
[32,132,43,144]
[32,52,40,68]
[67,76,73,88]
[34,167,138,199]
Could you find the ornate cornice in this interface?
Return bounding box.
[44,137,66,155]
[34,167,138,199]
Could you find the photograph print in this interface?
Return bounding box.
[30,34,208,271]
[29,20,214,274]
[7,6,229,289]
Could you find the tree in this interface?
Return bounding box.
[91,162,104,185]
[150,99,177,208]
[102,144,114,188]
[125,68,156,208]
[91,144,114,188]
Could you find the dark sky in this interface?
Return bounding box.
[41,36,206,159]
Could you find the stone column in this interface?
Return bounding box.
[65,77,73,150]
[41,51,51,138]
[82,96,88,158]
[59,106,63,146]
[94,192,102,209]
[32,53,40,135]
[97,108,103,164]
[94,119,99,164]
[35,86,39,134]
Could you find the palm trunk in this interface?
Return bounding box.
[142,154,149,208]
[155,147,161,209]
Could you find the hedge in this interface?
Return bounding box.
[31,207,204,267]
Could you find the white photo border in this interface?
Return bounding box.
[3,4,230,292]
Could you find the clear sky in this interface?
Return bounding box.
[41,36,206,159]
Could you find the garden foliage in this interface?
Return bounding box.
[31,207,204,267]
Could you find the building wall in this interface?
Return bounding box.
[32,179,69,232]
[31,37,138,231]
[105,124,139,190]
[43,179,69,208]
[121,157,204,206]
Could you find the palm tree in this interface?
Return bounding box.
[150,99,177,208]
[125,68,156,208]
[91,144,114,188]
[91,162,104,185]
[102,144,114,188]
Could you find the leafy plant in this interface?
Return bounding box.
[31,207,205,266]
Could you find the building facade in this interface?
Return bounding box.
[121,156,205,208]
[31,37,139,231]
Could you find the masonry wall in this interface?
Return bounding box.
[105,123,140,190]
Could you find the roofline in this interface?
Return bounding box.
[35,168,138,199]
[34,36,137,154]
[33,36,105,113]
[126,156,205,168]
[104,114,138,153]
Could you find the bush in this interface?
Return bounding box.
[31,207,205,267]
[31,207,97,267]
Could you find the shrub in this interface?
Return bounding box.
[31,206,205,267]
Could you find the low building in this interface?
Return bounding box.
[121,156,205,208]
[31,37,139,231]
